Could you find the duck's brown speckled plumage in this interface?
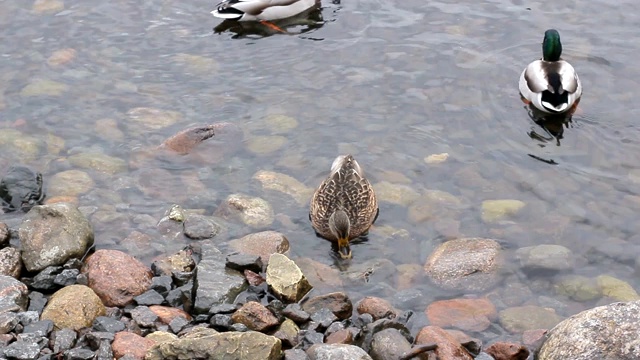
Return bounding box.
[310,154,378,242]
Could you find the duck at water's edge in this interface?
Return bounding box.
[519,29,582,115]
[309,155,379,259]
[211,0,320,22]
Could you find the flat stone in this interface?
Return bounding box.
[217,194,274,228]
[23,320,53,337]
[52,328,77,353]
[53,268,79,286]
[597,275,640,301]
[0,247,21,278]
[325,329,353,345]
[485,341,530,360]
[481,199,526,223]
[131,306,158,328]
[498,305,563,333]
[82,249,153,307]
[271,318,299,347]
[169,316,190,333]
[283,303,310,323]
[302,292,353,320]
[150,276,173,297]
[64,348,95,360]
[149,305,191,325]
[145,331,282,360]
[41,285,105,330]
[93,316,125,333]
[295,258,343,289]
[183,214,220,240]
[226,253,263,273]
[211,314,232,330]
[285,349,310,360]
[3,340,41,360]
[252,170,314,206]
[151,248,195,277]
[0,275,30,311]
[424,238,503,292]
[516,244,574,272]
[126,107,182,131]
[369,328,412,360]
[306,344,373,360]
[19,203,94,272]
[426,297,497,332]
[538,300,640,360]
[0,312,19,334]
[47,170,95,197]
[134,289,165,306]
[356,297,397,321]
[310,308,338,329]
[192,241,246,314]
[231,301,280,332]
[414,326,473,360]
[266,254,312,303]
[227,231,290,263]
[112,331,156,360]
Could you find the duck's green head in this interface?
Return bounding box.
[542,29,562,61]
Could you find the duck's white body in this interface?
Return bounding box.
[211,0,319,21]
[519,59,582,114]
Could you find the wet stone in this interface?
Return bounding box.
[134,289,165,306]
[172,271,193,287]
[64,348,95,360]
[226,253,263,273]
[130,306,158,328]
[298,329,325,350]
[23,320,53,337]
[150,276,173,297]
[0,165,45,213]
[310,308,338,329]
[183,214,220,240]
[302,292,353,321]
[209,303,238,315]
[369,328,412,360]
[169,316,189,333]
[151,248,195,277]
[93,316,125,333]
[53,328,77,353]
[165,284,191,308]
[211,314,232,330]
[283,303,310,323]
[360,318,412,354]
[3,340,41,360]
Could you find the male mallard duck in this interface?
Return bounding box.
[519,29,582,114]
[211,0,319,22]
[309,154,379,259]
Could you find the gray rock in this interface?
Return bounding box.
[150,275,173,297]
[0,222,9,246]
[192,241,247,314]
[84,332,114,349]
[208,303,238,315]
[23,320,53,337]
[285,349,311,360]
[360,319,412,354]
[169,316,190,333]
[0,312,19,334]
[310,308,338,329]
[211,314,232,330]
[325,322,345,336]
[92,316,125,333]
[307,344,373,360]
[145,331,282,360]
[516,244,574,272]
[63,348,94,360]
[19,203,94,272]
[298,329,324,349]
[283,303,310,323]
[29,266,63,290]
[27,292,47,313]
[95,340,113,360]
[165,284,191,309]
[226,253,263,273]
[63,258,84,270]
[0,166,44,213]
[53,328,77,353]
[230,323,248,332]
[538,300,640,360]
[18,311,40,326]
[130,306,158,328]
[53,269,79,286]
[134,289,165,306]
[0,246,21,278]
[0,275,29,311]
[369,328,412,360]
[183,214,220,240]
[172,271,193,287]
[3,340,41,360]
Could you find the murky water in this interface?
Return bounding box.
[2,0,640,342]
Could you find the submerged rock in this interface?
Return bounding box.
[227,231,290,263]
[538,300,640,360]
[19,203,94,272]
[424,238,502,292]
[266,254,312,303]
[217,194,275,228]
[498,305,563,333]
[414,326,473,360]
[145,330,282,360]
[252,170,314,206]
[82,249,153,307]
[40,285,105,330]
[0,165,45,212]
[516,244,574,272]
[426,297,497,332]
[481,199,526,223]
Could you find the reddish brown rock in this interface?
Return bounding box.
[356,296,397,321]
[295,257,343,289]
[325,329,353,344]
[302,292,353,320]
[149,305,192,325]
[227,231,289,263]
[231,301,280,332]
[244,269,265,286]
[415,326,473,360]
[112,331,156,360]
[160,124,217,155]
[522,329,547,349]
[426,297,497,332]
[82,249,153,307]
[485,342,530,360]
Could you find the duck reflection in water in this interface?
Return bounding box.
[213,5,324,39]
[524,103,575,147]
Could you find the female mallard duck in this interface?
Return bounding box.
[519,29,582,114]
[309,154,379,259]
[211,0,319,22]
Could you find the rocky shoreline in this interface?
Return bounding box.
[2,199,640,359]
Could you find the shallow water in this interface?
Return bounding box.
[2,0,640,342]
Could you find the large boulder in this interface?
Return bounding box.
[19,203,94,272]
[538,300,640,360]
